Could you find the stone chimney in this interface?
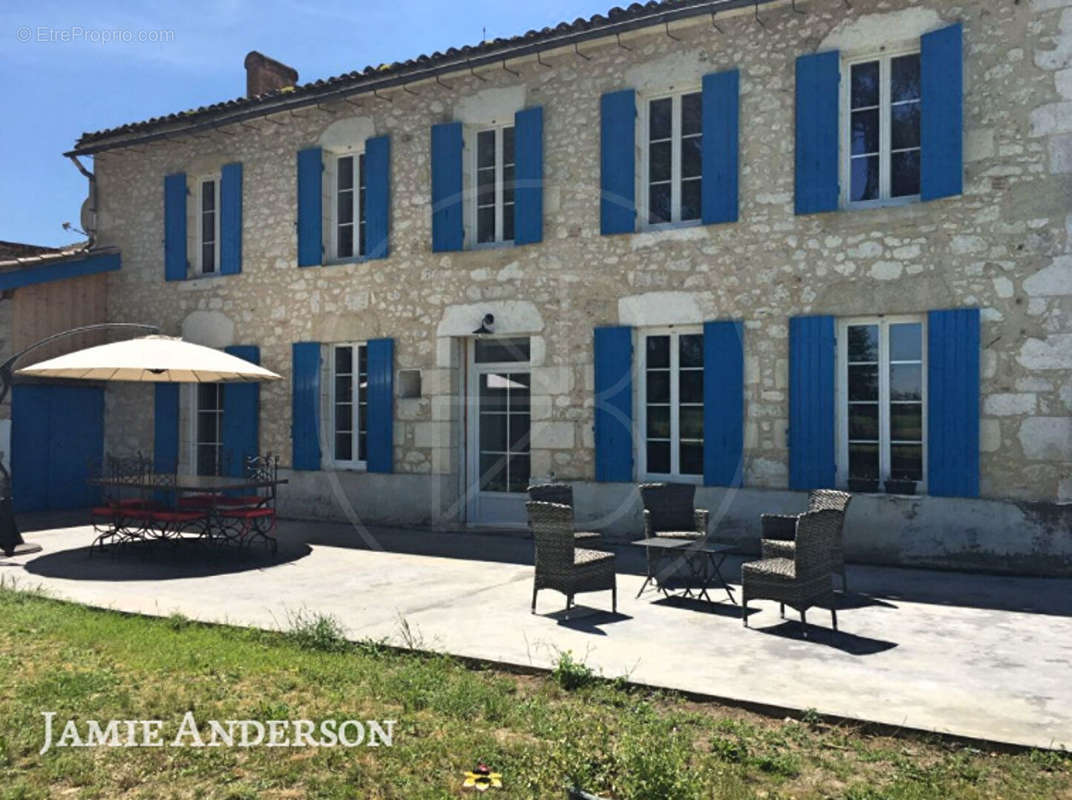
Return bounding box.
[244,51,298,98]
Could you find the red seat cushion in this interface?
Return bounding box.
[146,510,205,523]
[221,508,274,520]
[215,495,263,507]
[90,506,117,517]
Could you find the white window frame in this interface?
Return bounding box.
[637,88,703,231]
[836,315,928,492]
[840,48,922,210]
[465,122,515,248]
[191,383,224,476]
[329,342,368,470]
[196,176,221,274]
[327,150,366,262]
[635,326,705,484]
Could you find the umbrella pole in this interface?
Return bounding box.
[0,323,159,557]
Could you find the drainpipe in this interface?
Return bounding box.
[66,154,96,248]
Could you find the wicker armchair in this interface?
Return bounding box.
[639,482,709,540]
[761,490,852,590]
[743,508,841,636]
[527,501,616,614]
[527,483,600,542]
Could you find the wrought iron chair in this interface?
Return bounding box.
[217,454,279,554]
[89,453,156,554]
[760,489,852,590]
[742,508,841,637]
[527,482,600,542]
[527,501,616,614]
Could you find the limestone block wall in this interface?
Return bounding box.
[90,0,1070,529]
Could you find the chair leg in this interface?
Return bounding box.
[800,608,808,638]
[831,606,838,631]
[779,602,785,619]
[611,580,617,614]
[742,595,749,627]
[531,584,538,613]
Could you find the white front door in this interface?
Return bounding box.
[465,337,531,526]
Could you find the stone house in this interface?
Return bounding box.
[59,0,1071,573]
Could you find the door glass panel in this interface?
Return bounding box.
[647,441,671,474]
[478,368,530,494]
[891,444,923,481]
[679,442,703,476]
[474,337,530,363]
[890,364,922,401]
[849,443,879,479]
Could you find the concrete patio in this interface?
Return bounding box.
[3,512,1070,751]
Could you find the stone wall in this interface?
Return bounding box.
[91,0,1072,561]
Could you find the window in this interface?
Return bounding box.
[198,177,220,273]
[641,91,702,227]
[845,51,921,206]
[196,383,224,475]
[472,125,515,245]
[638,329,704,480]
[333,153,366,260]
[838,317,926,488]
[332,343,368,467]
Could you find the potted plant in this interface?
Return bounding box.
[848,477,880,493]
[884,479,917,495]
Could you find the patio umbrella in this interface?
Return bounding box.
[14,335,281,383]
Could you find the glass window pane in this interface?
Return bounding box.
[508,454,530,493]
[679,442,703,476]
[680,406,704,440]
[851,156,880,202]
[197,445,218,477]
[335,347,352,374]
[891,404,922,442]
[681,136,702,179]
[649,98,672,140]
[502,126,514,163]
[849,364,878,402]
[358,345,367,375]
[649,141,672,182]
[479,373,509,409]
[335,403,352,433]
[890,364,922,401]
[335,433,352,462]
[890,444,923,481]
[647,441,671,474]
[889,323,922,362]
[891,103,921,150]
[358,403,368,431]
[891,54,921,103]
[679,334,703,368]
[646,371,670,404]
[338,190,354,223]
[337,225,353,258]
[849,404,879,440]
[848,325,879,363]
[848,443,879,479]
[891,150,921,198]
[646,405,670,439]
[358,433,367,462]
[679,370,703,404]
[202,244,215,272]
[648,183,671,225]
[337,157,353,190]
[335,375,352,400]
[477,130,495,168]
[480,413,507,452]
[509,414,530,453]
[477,168,496,205]
[201,181,215,210]
[502,165,515,205]
[475,338,531,363]
[851,108,879,155]
[681,93,702,136]
[477,206,496,244]
[197,413,219,447]
[681,179,702,222]
[479,454,507,492]
[201,213,214,242]
[851,61,880,108]
[503,204,515,242]
[646,336,670,368]
[198,383,220,410]
[508,372,530,411]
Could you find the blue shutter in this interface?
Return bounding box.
[701,69,739,225]
[296,148,323,267]
[703,320,744,487]
[795,51,840,215]
[593,326,633,482]
[789,316,836,490]
[431,122,464,252]
[220,162,243,275]
[927,309,979,497]
[364,135,391,259]
[164,173,187,281]
[921,23,964,201]
[366,338,394,474]
[600,89,636,235]
[514,106,544,245]
[154,383,179,473]
[291,342,322,470]
[222,346,260,477]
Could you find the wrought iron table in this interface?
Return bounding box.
[632,537,738,605]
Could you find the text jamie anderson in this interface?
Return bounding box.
[40,712,395,755]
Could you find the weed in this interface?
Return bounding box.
[551,649,596,691]
[284,609,349,652]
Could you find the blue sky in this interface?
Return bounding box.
[0,0,613,247]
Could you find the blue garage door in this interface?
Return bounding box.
[12,384,104,512]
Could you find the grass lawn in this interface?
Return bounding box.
[0,582,1068,800]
